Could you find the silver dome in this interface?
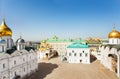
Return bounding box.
[16,38,25,43]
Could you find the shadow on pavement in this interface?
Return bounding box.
[28,62,58,79]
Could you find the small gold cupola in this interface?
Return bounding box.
[0,19,12,36]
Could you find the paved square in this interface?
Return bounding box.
[29,57,118,79]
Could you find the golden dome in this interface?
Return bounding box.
[0,20,12,36]
[108,28,120,38]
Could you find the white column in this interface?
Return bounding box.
[108,57,112,71]
[117,55,120,77]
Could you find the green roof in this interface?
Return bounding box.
[46,37,86,43]
[67,42,89,48]
[72,40,86,43]
[46,39,72,43]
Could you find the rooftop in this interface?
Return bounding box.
[67,42,89,48]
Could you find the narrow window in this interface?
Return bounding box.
[69,53,71,56]
[2,46,4,52]
[80,53,82,57]
[74,53,76,56]
[3,64,5,68]
[23,58,25,61]
[3,76,6,79]
[7,39,9,48]
[24,68,25,72]
[14,60,16,65]
[15,71,17,76]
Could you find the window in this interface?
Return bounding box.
[112,39,114,44]
[15,71,17,76]
[85,53,88,57]
[7,39,9,48]
[80,53,82,57]
[97,54,101,55]
[23,58,25,61]
[2,46,4,52]
[83,51,84,53]
[74,53,76,56]
[3,64,5,68]
[80,60,82,62]
[69,53,71,56]
[24,68,25,72]
[72,50,74,53]
[3,76,6,79]
[14,60,16,65]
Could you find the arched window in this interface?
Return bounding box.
[112,39,114,44]
[3,76,6,79]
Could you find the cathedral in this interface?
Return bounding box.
[99,27,120,78]
[0,20,38,79]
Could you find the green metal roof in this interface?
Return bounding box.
[46,37,86,43]
[72,40,86,43]
[67,42,89,48]
[46,39,72,43]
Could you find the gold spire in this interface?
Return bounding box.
[0,19,12,36]
[113,23,116,31]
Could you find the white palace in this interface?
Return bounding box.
[0,20,38,79]
[67,41,90,64]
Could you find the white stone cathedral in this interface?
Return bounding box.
[99,27,120,78]
[0,20,38,79]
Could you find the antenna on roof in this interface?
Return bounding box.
[20,32,22,38]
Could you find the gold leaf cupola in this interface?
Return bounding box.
[108,27,120,38]
[0,19,12,36]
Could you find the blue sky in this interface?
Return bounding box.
[0,0,120,41]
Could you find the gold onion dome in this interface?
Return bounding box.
[0,20,12,36]
[108,28,120,38]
